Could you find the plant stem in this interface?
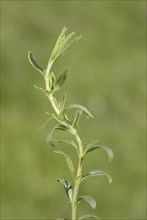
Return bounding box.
[44,68,84,220]
[71,130,83,220]
[48,93,60,115]
[71,154,83,219]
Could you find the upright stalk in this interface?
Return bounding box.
[72,155,83,219]
[28,27,113,220]
[44,65,83,220]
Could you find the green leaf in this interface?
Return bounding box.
[60,93,67,111]
[72,110,83,128]
[54,150,75,179]
[33,84,46,92]
[64,104,93,119]
[47,124,71,146]
[79,214,100,220]
[50,27,81,62]
[57,179,73,202]
[53,139,78,151]
[28,51,44,75]
[49,72,56,91]
[50,27,68,61]
[33,117,53,136]
[58,35,82,59]
[81,170,112,184]
[55,68,68,91]
[78,195,96,209]
[84,142,113,162]
[56,124,70,132]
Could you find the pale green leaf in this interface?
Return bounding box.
[28,51,44,75]
[58,35,82,59]
[81,170,112,184]
[33,117,53,136]
[78,195,96,209]
[33,84,46,92]
[54,150,74,178]
[50,27,68,61]
[64,104,93,119]
[57,178,73,202]
[47,124,71,146]
[50,27,81,62]
[84,142,113,162]
[53,139,78,151]
[72,110,83,128]
[79,214,100,220]
[60,93,67,111]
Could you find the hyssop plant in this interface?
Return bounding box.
[28,27,113,220]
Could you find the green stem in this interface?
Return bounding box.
[48,93,60,115]
[44,65,84,220]
[71,130,83,220]
[71,147,83,219]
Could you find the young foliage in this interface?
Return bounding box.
[28,27,113,220]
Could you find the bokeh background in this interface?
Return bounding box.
[1,1,146,219]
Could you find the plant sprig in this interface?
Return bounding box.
[28,27,113,220]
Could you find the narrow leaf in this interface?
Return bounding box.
[79,214,100,220]
[81,170,112,184]
[50,27,68,61]
[55,124,70,132]
[54,150,75,178]
[57,178,73,202]
[60,93,67,111]
[55,68,68,91]
[47,124,71,146]
[46,124,59,146]
[53,139,78,151]
[28,51,44,75]
[33,117,53,136]
[33,84,46,92]
[72,110,83,128]
[78,195,96,209]
[86,140,99,148]
[64,104,93,119]
[59,35,82,58]
[84,142,113,162]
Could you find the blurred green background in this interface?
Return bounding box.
[1,1,146,219]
